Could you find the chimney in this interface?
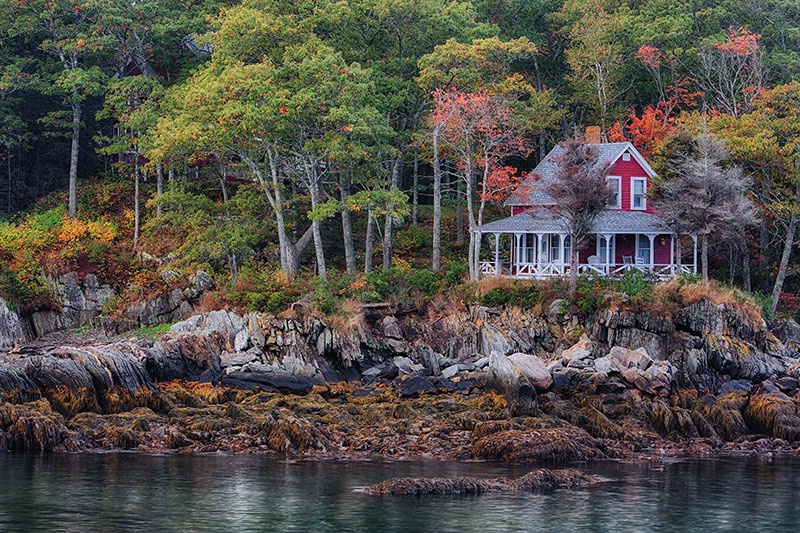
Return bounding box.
[585,126,602,143]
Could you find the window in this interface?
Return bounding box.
[606,176,621,208]
[549,234,560,262]
[631,178,647,210]
[524,234,535,263]
[637,234,651,264]
[622,152,631,162]
[597,235,614,264]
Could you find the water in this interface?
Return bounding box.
[0,453,798,532]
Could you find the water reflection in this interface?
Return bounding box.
[0,454,798,532]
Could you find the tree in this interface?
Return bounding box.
[696,27,765,117]
[6,0,109,218]
[431,87,527,280]
[713,83,800,313]
[544,138,614,296]
[652,132,756,281]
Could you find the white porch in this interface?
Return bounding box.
[479,231,697,280]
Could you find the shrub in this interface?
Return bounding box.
[407,269,440,297]
[444,262,469,286]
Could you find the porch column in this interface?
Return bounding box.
[670,234,675,275]
[692,234,698,274]
[603,234,613,274]
[536,233,544,267]
[494,233,501,277]
[648,234,655,269]
[559,233,566,274]
[514,234,520,271]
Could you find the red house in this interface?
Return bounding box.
[477,141,697,279]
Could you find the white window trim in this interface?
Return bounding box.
[622,152,631,162]
[631,177,647,211]
[596,235,615,264]
[606,176,621,209]
[636,234,651,263]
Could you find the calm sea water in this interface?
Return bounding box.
[0,453,798,532]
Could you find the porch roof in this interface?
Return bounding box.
[478,208,672,235]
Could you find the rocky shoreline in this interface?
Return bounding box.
[2,297,800,465]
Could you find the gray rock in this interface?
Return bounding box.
[608,346,652,371]
[718,380,754,395]
[441,364,460,379]
[561,338,594,367]
[481,324,511,357]
[362,365,384,378]
[234,329,250,353]
[474,356,489,369]
[220,352,258,369]
[487,350,536,414]
[393,357,415,373]
[160,268,178,283]
[509,352,553,391]
[170,315,204,333]
[382,316,404,340]
[593,356,615,375]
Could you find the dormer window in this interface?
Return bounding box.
[631,178,647,210]
[607,176,621,209]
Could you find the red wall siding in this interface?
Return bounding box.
[608,156,654,214]
[579,236,597,263]
[615,235,636,263]
[511,206,529,216]
[654,234,672,265]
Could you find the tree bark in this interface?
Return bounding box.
[701,233,709,281]
[771,213,797,316]
[365,210,374,274]
[340,181,356,275]
[383,158,402,269]
[306,163,327,280]
[133,159,140,249]
[156,163,164,217]
[412,147,419,227]
[432,126,442,272]
[68,97,81,218]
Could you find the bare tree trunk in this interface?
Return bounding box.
[307,165,327,281]
[742,235,751,292]
[365,210,375,274]
[456,180,464,247]
[383,158,402,269]
[569,236,580,296]
[68,98,81,218]
[412,147,419,227]
[340,180,356,275]
[133,159,140,249]
[760,218,770,291]
[156,163,164,217]
[771,214,797,316]
[701,233,709,281]
[432,126,442,272]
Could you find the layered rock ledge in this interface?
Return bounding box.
[0,299,799,463]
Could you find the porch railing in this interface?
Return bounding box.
[480,261,695,280]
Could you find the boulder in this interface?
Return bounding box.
[396,374,436,398]
[608,346,652,371]
[481,324,511,357]
[487,350,536,414]
[561,338,594,368]
[508,353,553,391]
[382,316,404,340]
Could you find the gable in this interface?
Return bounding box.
[506,142,656,209]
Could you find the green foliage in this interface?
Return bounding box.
[444,262,469,286]
[480,281,543,308]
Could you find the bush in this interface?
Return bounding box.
[407,269,440,297]
[444,262,469,286]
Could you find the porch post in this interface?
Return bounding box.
[559,233,566,274]
[670,234,675,276]
[647,234,655,269]
[494,233,501,277]
[536,233,544,267]
[692,234,698,274]
[603,234,613,274]
[514,234,520,272]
